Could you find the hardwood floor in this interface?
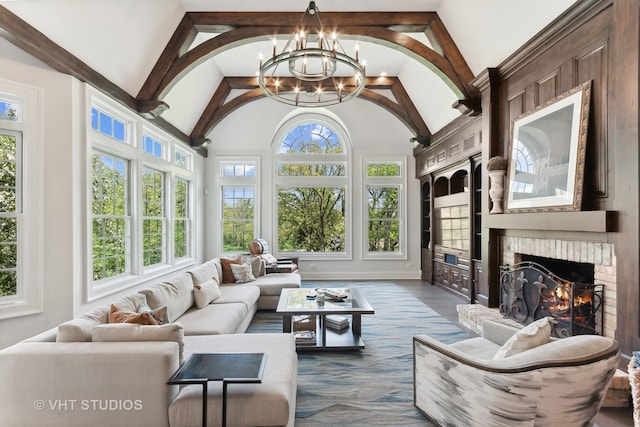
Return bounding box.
[392,279,634,427]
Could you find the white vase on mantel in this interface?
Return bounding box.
[488,169,506,214]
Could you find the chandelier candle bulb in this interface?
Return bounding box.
[272,38,277,57]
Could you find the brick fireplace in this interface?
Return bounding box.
[501,236,617,338]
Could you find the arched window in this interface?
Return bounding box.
[273,113,350,256]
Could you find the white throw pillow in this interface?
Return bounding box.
[231,262,256,283]
[492,317,552,359]
[193,279,222,308]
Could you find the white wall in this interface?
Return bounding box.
[206,96,422,280]
[0,50,76,349]
[0,42,207,349]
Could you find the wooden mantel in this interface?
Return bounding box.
[486,210,616,233]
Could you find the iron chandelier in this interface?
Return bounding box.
[257,1,366,107]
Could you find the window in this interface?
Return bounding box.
[142,134,164,159]
[91,107,127,143]
[175,149,192,170]
[365,160,404,255]
[222,186,254,252]
[88,90,195,299]
[0,85,44,320]
[0,130,20,298]
[0,100,19,121]
[91,152,130,280]
[142,167,166,267]
[218,160,257,253]
[174,177,190,259]
[274,117,349,255]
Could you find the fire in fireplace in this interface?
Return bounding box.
[499,260,604,337]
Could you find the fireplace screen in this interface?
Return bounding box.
[499,261,604,337]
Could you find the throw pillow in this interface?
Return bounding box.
[109,304,159,325]
[92,323,185,363]
[193,279,222,308]
[138,303,169,325]
[243,255,264,277]
[260,253,278,265]
[493,317,552,359]
[230,262,256,283]
[219,255,242,283]
[188,263,219,288]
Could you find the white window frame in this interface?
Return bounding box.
[91,150,132,282]
[173,175,192,260]
[0,82,44,320]
[272,113,352,260]
[215,157,259,256]
[141,166,167,270]
[87,89,196,301]
[363,157,407,259]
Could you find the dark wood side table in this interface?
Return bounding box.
[167,353,267,427]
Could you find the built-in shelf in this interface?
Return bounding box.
[486,210,616,233]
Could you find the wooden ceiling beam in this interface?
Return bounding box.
[188,11,438,28]
[143,24,473,102]
[190,77,430,147]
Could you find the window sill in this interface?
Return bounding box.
[88,259,197,302]
[0,297,43,320]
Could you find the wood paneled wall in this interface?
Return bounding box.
[415,0,640,360]
[481,0,640,360]
[499,4,611,211]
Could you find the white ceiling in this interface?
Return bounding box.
[0,0,579,136]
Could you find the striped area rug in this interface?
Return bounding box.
[246,281,473,426]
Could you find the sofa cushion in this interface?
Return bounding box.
[109,304,159,325]
[177,302,249,335]
[56,305,110,342]
[113,293,147,312]
[231,263,256,283]
[219,256,242,283]
[216,284,260,309]
[172,333,297,427]
[252,273,301,296]
[188,262,220,287]
[139,273,194,322]
[193,279,222,309]
[92,323,185,363]
[493,317,552,359]
[450,336,502,360]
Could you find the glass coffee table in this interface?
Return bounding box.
[276,288,375,351]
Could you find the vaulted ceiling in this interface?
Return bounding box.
[0,0,578,153]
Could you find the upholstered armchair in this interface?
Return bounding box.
[413,319,620,427]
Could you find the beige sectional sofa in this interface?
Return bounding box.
[0,256,301,427]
